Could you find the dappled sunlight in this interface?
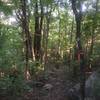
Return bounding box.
[26,70,31,80]
[0,0,100,100]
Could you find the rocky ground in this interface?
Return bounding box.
[23,65,100,100]
[23,65,73,100]
[1,63,100,100]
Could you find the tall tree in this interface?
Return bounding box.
[44,4,53,67]
[89,0,99,57]
[17,0,33,79]
[34,0,44,61]
[71,0,86,100]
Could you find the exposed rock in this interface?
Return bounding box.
[47,70,56,76]
[55,82,61,85]
[33,81,44,87]
[68,71,100,100]
[67,88,80,100]
[43,84,53,90]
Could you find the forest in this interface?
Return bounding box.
[0,0,100,100]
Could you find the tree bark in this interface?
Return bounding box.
[58,6,61,55]
[19,0,33,79]
[71,0,85,100]
[34,0,44,61]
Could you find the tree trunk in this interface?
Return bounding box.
[71,0,85,100]
[20,0,33,79]
[44,14,50,66]
[34,0,44,61]
[89,0,99,57]
[58,7,61,55]
[69,19,74,69]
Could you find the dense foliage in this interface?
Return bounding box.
[0,0,100,100]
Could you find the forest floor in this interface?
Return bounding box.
[0,62,77,100]
[23,63,74,100]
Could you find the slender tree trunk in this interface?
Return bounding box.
[21,0,33,59]
[19,0,33,79]
[69,19,74,69]
[89,0,99,57]
[34,0,44,61]
[43,5,53,72]
[71,0,85,100]
[44,14,50,66]
[58,5,61,55]
[34,1,40,61]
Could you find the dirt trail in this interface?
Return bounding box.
[24,65,72,100]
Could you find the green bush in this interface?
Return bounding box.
[0,75,31,97]
[0,76,12,95]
